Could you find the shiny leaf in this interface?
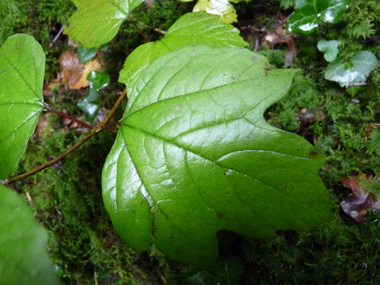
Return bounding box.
[325,51,378,88]
[87,70,110,91]
[286,0,351,34]
[0,34,45,179]
[317,39,341,62]
[102,45,333,267]
[64,0,144,48]
[118,12,248,90]
[77,45,97,63]
[0,185,59,284]
[192,0,238,23]
[77,88,99,120]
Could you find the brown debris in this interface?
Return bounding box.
[340,176,380,223]
[59,50,101,89]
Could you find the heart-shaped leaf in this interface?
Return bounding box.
[77,45,97,63]
[286,0,351,34]
[0,185,59,284]
[102,45,333,267]
[77,88,99,121]
[325,51,378,87]
[118,12,248,90]
[0,34,45,179]
[87,70,110,91]
[317,39,341,62]
[64,0,144,48]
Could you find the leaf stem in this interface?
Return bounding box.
[129,17,150,42]
[44,105,94,129]
[4,89,127,184]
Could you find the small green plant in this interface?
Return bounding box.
[6,0,380,282]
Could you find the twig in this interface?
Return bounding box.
[154,28,166,35]
[347,83,368,87]
[44,105,94,129]
[4,89,127,184]
[129,18,150,42]
[49,25,65,48]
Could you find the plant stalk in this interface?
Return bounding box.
[129,18,150,42]
[4,89,127,184]
[44,105,94,129]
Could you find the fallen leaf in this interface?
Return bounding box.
[340,176,380,222]
[59,50,101,89]
[263,24,297,67]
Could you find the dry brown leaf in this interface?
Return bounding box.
[264,25,297,67]
[59,50,101,89]
[340,176,380,222]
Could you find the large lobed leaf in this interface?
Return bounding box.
[0,185,59,284]
[286,0,351,34]
[0,34,45,179]
[102,45,333,267]
[118,12,248,91]
[64,0,144,48]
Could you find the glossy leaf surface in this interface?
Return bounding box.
[183,0,242,23]
[286,0,351,34]
[87,70,110,91]
[317,39,341,62]
[77,88,99,120]
[0,185,59,284]
[0,34,44,179]
[102,45,333,267]
[118,12,248,90]
[325,51,378,87]
[77,45,97,63]
[64,0,144,48]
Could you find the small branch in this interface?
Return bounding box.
[4,89,127,184]
[129,18,150,42]
[6,129,96,183]
[347,83,368,87]
[98,89,127,128]
[44,105,94,129]
[49,25,65,48]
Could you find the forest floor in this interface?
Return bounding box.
[2,0,380,284]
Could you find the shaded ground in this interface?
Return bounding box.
[2,0,380,283]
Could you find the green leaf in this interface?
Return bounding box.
[286,0,351,34]
[118,12,248,91]
[87,70,110,91]
[325,51,379,88]
[193,0,238,24]
[77,88,99,121]
[0,34,45,180]
[317,39,341,62]
[0,185,59,284]
[77,45,97,63]
[64,0,144,48]
[102,45,333,267]
[209,256,245,285]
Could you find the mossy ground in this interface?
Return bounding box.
[3,0,380,283]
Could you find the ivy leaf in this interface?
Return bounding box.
[118,12,248,90]
[64,0,144,48]
[0,185,59,284]
[77,88,99,121]
[0,34,45,179]
[87,70,110,91]
[317,39,341,62]
[286,0,351,34]
[77,45,97,63]
[102,45,333,267]
[325,51,379,88]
